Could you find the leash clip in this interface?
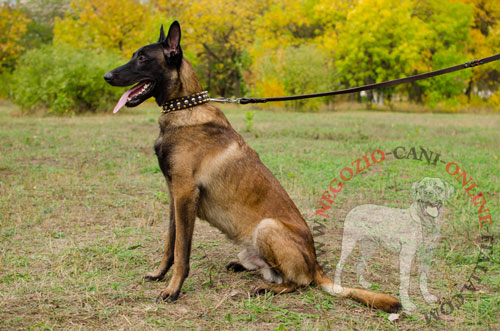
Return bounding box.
[208,97,241,104]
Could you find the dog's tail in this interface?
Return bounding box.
[313,265,401,313]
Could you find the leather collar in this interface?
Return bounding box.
[161,91,209,113]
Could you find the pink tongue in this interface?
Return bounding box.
[113,89,133,114]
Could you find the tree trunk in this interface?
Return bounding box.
[234,69,240,98]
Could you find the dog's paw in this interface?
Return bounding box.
[144,271,165,282]
[359,278,373,289]
[401,299,417,312]
[226,261,247,273]
[333,284,344,294]
[423,293,438,304]
[252,286,270,297]
[156,288,179,303]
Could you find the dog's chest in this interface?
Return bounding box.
[154,134,175,180]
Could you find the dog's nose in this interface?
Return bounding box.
[104,71,114,82]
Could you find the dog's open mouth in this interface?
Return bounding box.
[113,80,155,113]
[423,201,441,218]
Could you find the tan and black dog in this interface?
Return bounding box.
[104,21,401,313]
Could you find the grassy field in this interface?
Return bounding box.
[0,102,499,330]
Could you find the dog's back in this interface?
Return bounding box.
[343,204,417,247]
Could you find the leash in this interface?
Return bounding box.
[207,53,500,105]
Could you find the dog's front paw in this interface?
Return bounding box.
[423,293,438,304]
[144,270,165,282]
[401,298,417,312]
[156,288,180,303]
[358,278,373,289]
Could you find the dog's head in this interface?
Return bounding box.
[104,21,184,113]
[412,177,454,218]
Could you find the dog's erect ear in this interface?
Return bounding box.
[158,24,166,43]
[161,21,182,62]
[167,21,181,49]
[444,181,455,200]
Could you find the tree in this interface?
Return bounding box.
[334,0,433,104]
[413,0,474,106]
[53,0,166,58]
[19,0,70,49]
[247,0,347,107]
[458,0,500,101]
[333,0,474,105]
[0,2,30,72]
[252,44,335,110]
[173,0,269,97]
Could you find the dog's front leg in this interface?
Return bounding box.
[157,186,199,302]
[399,244,417,311]
[145,191,176,281]
[418,247,438,303]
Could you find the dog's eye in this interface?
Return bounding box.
[138,55,147,62]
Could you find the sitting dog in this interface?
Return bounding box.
[334,177,454,311]
[104,21,401,313]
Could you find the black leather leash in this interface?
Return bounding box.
[208,53,500,105]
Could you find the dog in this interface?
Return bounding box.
[104,21,401,313]
[334,177,454,311]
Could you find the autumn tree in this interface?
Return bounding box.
[413,0,474,106]
[53,0,167,58]
[171,0,270,97]
[0,2,30,72]
[53,0,263,98]
[3,0,498,110]
[332,0,474,105]
[458,0,500,103]
[19,0,69,49]
[247,0,347,105]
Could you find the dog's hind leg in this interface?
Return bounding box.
[334,232,358,293]
[226,249,259,272]
[251,218,401,312]
[253,218,315,289]
[227,248,283,284]
[145,197,175,281]
[356,239,377,289]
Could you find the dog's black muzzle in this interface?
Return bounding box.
[104,61,148,87]
[104,71,114,83]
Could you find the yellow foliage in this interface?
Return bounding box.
[53,0,166,58]
[2,0,499,109]
[458,0,500,85]
[488,89,500,110]
[255,77,286,108]
[0,3,30,70]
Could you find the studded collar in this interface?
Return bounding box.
[161,91,210,113]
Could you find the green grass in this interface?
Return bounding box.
[0,102,499,330]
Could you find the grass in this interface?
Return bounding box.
[0,101,499,330]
